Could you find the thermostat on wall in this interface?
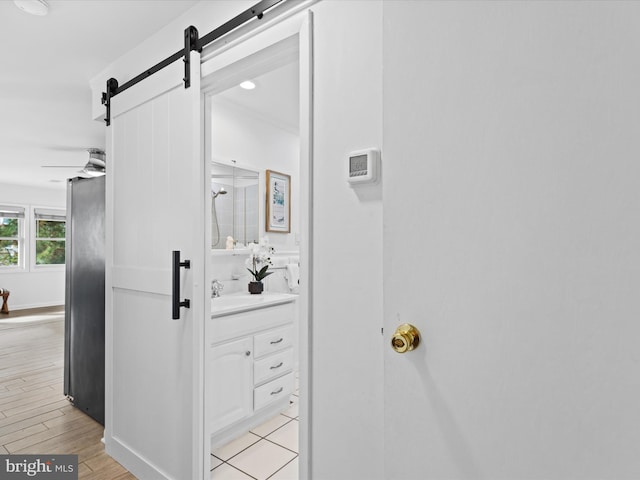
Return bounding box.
[347,148,380,185]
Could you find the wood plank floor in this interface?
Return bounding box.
[0,307,135,479]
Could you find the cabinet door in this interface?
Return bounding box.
[209,337,253,433]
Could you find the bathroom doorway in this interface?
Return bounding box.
[201,15,311,479]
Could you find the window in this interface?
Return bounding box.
[34,208,66,266]
[0,205,25,268]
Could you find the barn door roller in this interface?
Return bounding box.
[102,0,283,126]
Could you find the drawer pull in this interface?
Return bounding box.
[271,387,284,396]
[270,338,284,345]
[245,351,251,356]
[270,362,284,370]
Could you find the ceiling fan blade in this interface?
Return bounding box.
[43,146,95,152]
[40,149,105,173]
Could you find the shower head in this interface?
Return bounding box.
[213,187,227,198]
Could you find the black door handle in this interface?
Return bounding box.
[172,250,191,319]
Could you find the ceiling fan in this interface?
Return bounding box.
[41,148,106,178]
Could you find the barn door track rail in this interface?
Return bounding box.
[102,0,283,126]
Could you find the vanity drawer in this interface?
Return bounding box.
[254,348,293,386]
[209,302,294,345]
[254,371,294,411]
[254,325,294,358]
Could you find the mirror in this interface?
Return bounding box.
[211,163,259,250]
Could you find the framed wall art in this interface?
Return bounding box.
[265,170,291,233]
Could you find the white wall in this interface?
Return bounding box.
[91,2,385,479]
[0,183,66,310]
[211,97,300,253]
[309,2,384,479]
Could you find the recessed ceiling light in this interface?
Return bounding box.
[13,0,49,16]
[239,80,256,90]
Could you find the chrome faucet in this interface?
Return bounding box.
[211,279,224,298]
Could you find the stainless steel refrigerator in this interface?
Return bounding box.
[64,176,105,425]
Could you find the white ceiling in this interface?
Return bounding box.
[0,0,199,189]
[216,61,299,135]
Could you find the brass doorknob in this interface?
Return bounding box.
[391,323,421,353]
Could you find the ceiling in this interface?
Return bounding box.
[215,60,299,135]
[0,0,199,189]
[0,0,299,191]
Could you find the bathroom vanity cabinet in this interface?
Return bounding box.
[208,294,296,448]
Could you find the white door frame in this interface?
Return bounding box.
[200,10,314,479]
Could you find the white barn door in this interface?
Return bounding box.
[105,52,206,479]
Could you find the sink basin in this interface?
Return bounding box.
[210,292,296,317]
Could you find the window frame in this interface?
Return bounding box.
[30,206,67,270]
[0,204,27,272]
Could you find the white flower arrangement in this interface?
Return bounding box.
[245,237,275,282]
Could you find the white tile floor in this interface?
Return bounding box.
[211,379,299,480]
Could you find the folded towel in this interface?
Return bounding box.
[285,263,300,291]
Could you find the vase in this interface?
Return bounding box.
[248,281,264,294]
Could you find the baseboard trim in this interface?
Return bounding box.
[105,435,171,480]
[1,304,64,318]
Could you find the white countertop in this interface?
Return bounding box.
[210,292,297,318]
